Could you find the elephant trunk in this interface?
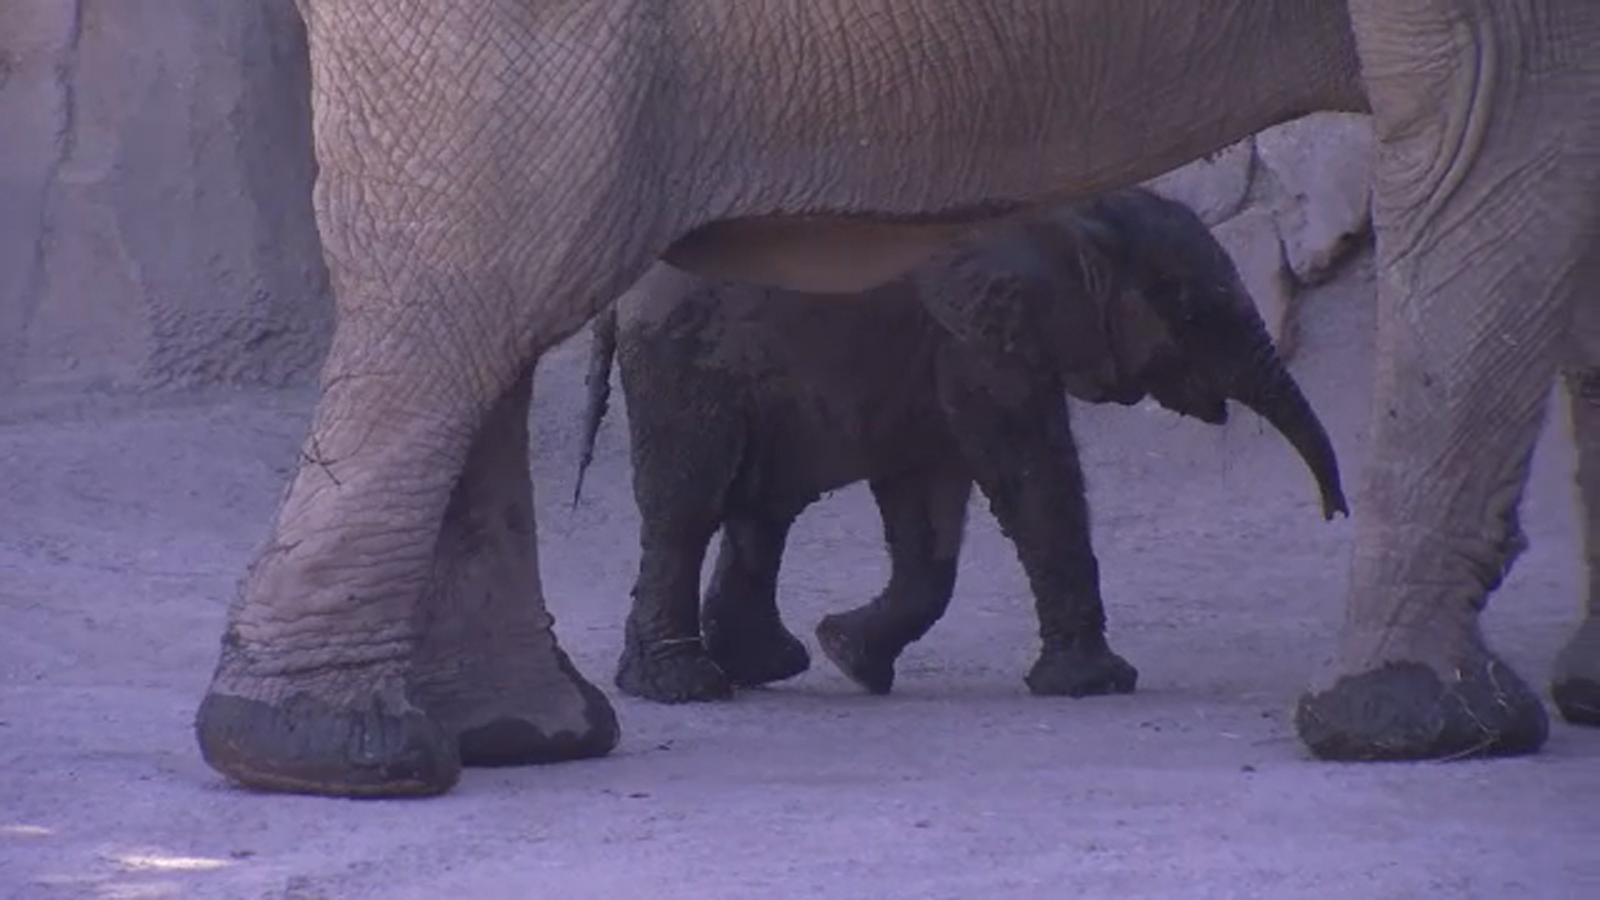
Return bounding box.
[1231,345,1349,521]
[572,304,619,508]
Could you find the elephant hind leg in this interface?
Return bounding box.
[613,385,746,704]
[615,514,731,703]
[195,309,502,796]
[1552,364,1600,727]
[701,515,812,688]
[412,366,618,767]
[816,466,972,695]
[196,353,618,796]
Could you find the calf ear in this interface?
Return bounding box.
[1106,284,1180,381]
[1075,213,1184,382]
[1073,212,1122,251]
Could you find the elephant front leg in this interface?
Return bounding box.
[701,515,813,688]
[1553,369,1600,727]
[816,467,973,694]
[1293,316,1556,761]
[411,366,618,767]
[935,353,1137,698]
[1293,6,1600,761]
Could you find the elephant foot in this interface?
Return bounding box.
[815,610,899,695]
[614,636,734,703]
[1551,615,1600,727]
[1295,651,1549,762]
[454,688,618,767]
[195,669,459,798]
[454,664,619,767]
[420,644,620,769]
[1025,640,1139,698]
[703,614,812,688]
[1548,611,1600,723]
[1553,678,1600,726]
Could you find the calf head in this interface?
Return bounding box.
[1036,187,1350,520]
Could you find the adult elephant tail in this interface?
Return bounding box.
[572,305,619,508]
[1233,348,1350,521]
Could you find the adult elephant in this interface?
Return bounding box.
[196,1,1600,797]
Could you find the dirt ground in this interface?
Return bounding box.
[2,257,1596,899]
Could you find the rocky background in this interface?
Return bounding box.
[0,1,1373,396]
[1143,113,1374,360]
[0,0,327,394]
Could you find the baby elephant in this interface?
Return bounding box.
[576,187,1348,705]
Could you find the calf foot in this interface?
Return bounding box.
[703,615,812,687]
[614,636,734,703]
[197,663,459,798]
[1550,614,1600,727]
[1296,645,1548,761]
[815,610,899,695]
[1025,641,1139,697]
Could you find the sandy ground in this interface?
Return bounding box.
[2,257,1596,899]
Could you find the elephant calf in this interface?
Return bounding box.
[576,187,1348,704]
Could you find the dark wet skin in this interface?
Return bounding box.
[589,189,1347,704]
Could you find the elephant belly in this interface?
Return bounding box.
[620,272,955,518]
[727,388,956,519]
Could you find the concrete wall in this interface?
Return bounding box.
[0,0,328,394]
[0,5,1372,397]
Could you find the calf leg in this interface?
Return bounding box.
[702,515,813,687]
[613,366,744,704]
[816,467,973,694]
[616,512,728,703]
[935,348,1138,697]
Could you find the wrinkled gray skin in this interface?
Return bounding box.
[574,188,1349,704]
[196,1,1600,797]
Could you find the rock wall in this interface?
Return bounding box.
[0,4,1371,396]
[1144,112,1375,359]
[0,0,328,394]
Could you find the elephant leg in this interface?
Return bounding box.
[1295,4,1600,760]
[615,513,729,703]
[1553,369,1600,726]
[613,390,745,703]
[410,366,619,766]
[196,1,715,797]
[934,352,1138,698]
[701,515,812,688]
[195,304,608,795]
[816,467,973,695]
[193,324,475,796]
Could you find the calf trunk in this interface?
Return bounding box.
[1233,349,1350,521]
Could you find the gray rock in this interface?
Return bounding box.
[1142,138,1255,227]
[0,0,328,394]
[1213,207,1297,360]
[1255,113,1374,284]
